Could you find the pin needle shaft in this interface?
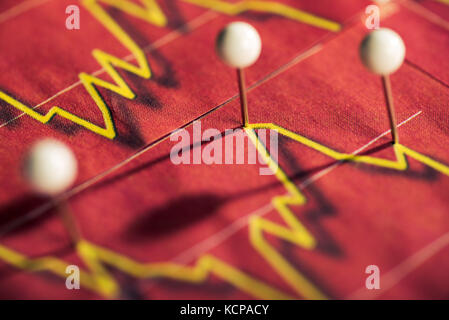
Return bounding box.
[382,75,399,144]
[58,201,81,245]
[237,68,249,127]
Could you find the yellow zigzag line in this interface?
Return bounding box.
[248,123,449,175]
[0,0,166,139]
[0,0,339,138]
[1,123,448,299]
[182,0,341,31]
[0,0,351,299]
[0,240,292,299]
[437,0,449,6]
[242,123,449,299]
[0,0,445,300]
[245,127,325,299]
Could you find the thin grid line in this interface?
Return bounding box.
[347,229,449,299]
[140,111,422,296]
[161,110,424,267]
[300,110,422,189]
[0,4,429,241]
[1,2,442,298]
[0,0,52,24]
[0,0,349,239]
[402,0,449,31]
[173,203,274,264]
[0,10,219,129]
[405,59,449,89]
[140,110,424,296]
[1,4,444,301]
[0,41,325,238]
[0,0,372,131]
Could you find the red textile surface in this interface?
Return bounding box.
[0,0,448,299]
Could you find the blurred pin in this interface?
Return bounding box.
[23,139,81,245]
[360,28,405,144]
[216,22,262,127]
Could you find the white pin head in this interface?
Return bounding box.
[23,139,78,196]
[216,21,262,68]
[359,28,405,75]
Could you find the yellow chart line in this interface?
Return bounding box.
[245,127,326,299]
[0,240,292,299]
[182,0,341,31]
[0,0,340,138]
[0,11,218,130]
[0,0,166,139]
[241,122,449,299]
[0,0,447,300]
[1,122,449,299]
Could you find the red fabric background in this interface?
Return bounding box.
[0,0,448,299]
